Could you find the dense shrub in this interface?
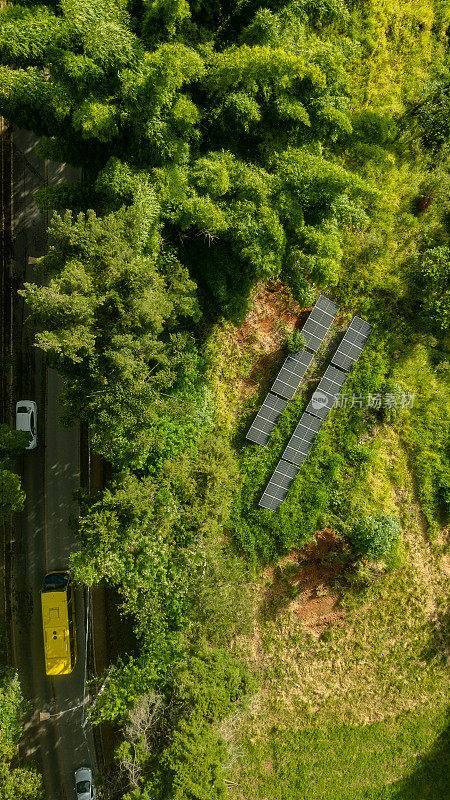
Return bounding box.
[349,514,402,560]
[410,247,450,333]
[0,425,28,524]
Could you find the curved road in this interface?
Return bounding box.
[10,129,96,800]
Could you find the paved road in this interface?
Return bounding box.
[10,129,95,800]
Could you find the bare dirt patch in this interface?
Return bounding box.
[237,280,306,354]
[234,281,309,400]
[259,529,349,634]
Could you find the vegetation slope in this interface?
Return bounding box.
[0,1,449,798]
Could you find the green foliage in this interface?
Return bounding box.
[0,5,59,65]
[0,0,376,317]
[0,667,43,799]
[71,430,239,635]
[410,246,450,333]
[412,62,450,153]
[89,654,163,726]
[0,764,44,800]
[21,204,199,468]
[172,642,257,723]
[160,716,227,800]
[114,643,256,799]
[0,669,24,760]
[71,472,193,640]
[72,99,119,143]
[0,424,28,524]
[283,327,307,353]
[349,514,402,560]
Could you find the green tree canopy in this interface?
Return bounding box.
[0,667,44,799]
[20,200,199,467]
[410,246,450,333]
[0,425,28,524]
[0,0,373,319]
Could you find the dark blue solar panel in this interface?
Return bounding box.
[246,393,288,446]
[331,316,372,373]
[259,459,300,510]
[281,412,324,467]
[305,365,347,421]
[301,295,339,352]
[271,350,314,400]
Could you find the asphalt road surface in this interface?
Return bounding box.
[10,129,96,800]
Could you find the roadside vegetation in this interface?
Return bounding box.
[0,425,27,525]
[0,1,449,799]
[0,638,43,799]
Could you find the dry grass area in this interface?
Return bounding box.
[258,530,349,634]
[219,431,449,799]
[234,280,305,355]
[206,281,308,431]
[225,427,449,745]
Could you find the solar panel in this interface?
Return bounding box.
[281,411,324,467]
[331,317,372,373]
[305,364,347,421]
[270,350,314,400]
[301,295,340,352]
[259,459,300,511]
[246,392,288,447]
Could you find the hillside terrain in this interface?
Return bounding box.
[0,1,449,799]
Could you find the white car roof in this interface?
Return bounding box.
[75,766,92,780]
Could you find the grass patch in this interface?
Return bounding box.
[223,433,450,798]
[229,704,450,800]
[392,344,450,534]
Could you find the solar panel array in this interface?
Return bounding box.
[259,459,300,511]
[301,295,340,352]
[246,295,339,447]
[270,350,314,401]
[246,393,288,447]
[281,411,323,467]
[331,317,372,373]
[259,313,373,511]
[304,365,348,421]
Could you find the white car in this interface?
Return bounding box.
[75,767,96,800]
[15,400,37,449]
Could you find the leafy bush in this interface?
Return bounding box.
[172,643,257,723]
[283,328,306,353]
[0,424,28,524]
[0,667,43,799]
[161,716,227,800]
[411,247,450,333]
[349,514,402,560]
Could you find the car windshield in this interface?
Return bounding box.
[17,406,29,414]
[76,780,90,794]
[43,573,68,592]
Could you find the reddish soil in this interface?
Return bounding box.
[236,280,307,354]
[232,281,311,403]
[261,529,350,633]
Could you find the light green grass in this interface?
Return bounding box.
[223,424,449,799]
[230,704,450,800]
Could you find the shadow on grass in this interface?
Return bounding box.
[391,712,450,800]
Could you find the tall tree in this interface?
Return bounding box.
[0,0,372,319]
[21,198,199,468]
[0,425,28,524]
